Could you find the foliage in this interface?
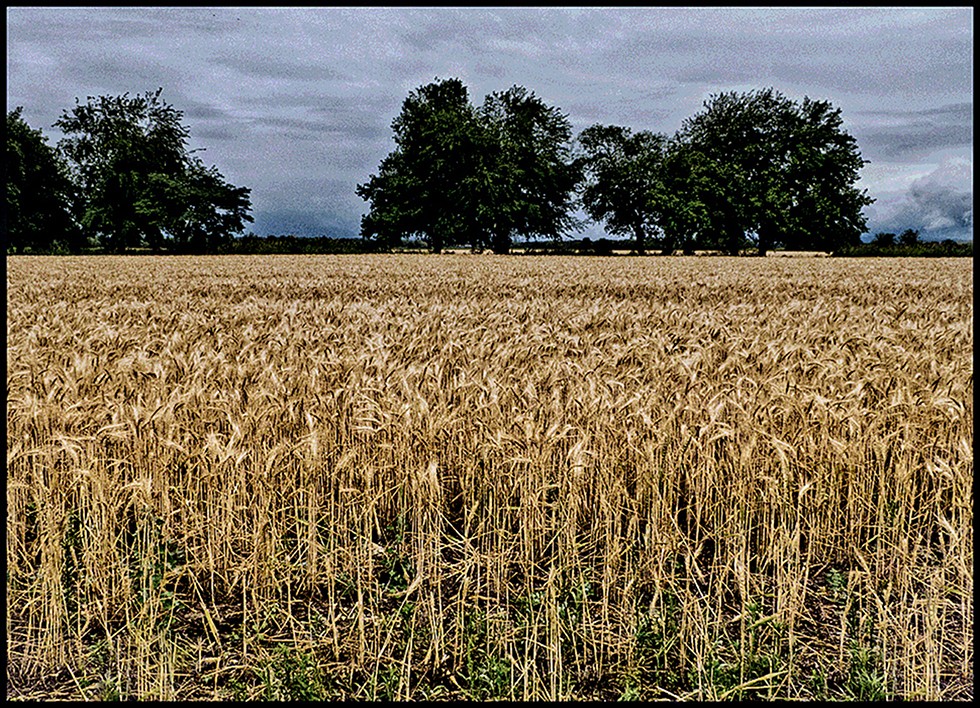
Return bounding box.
[872,231,896,247]
[477,85,582,253]
[898,228,920,246]
[5,107,83,253]
[677,88,873,255]
[357,78,485,253]
[649,138,719,254]
[222,233,389,254]
[166,159,253,254]
[835,238,972,257]
[358,78,581,253]
[575,124,667,254]
[54,88,251,252]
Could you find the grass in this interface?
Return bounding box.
[5,254,973,700]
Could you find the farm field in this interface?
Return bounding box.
[6,254,973,700]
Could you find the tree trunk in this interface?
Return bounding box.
[757,222,776,257]
[724,221,742,256]
[632,225,646,255]
[491,231,511,255]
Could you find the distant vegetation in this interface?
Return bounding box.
[6,84,972,256]
[360,80,873,255]
[6,91,251,255]
[835,229,973,257]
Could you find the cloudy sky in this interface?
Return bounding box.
[6,6,973,241]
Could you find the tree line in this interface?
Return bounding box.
[358,78,875,256]
[11,82,964,257]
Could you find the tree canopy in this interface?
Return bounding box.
[576,124,668,255]
[6,81,880,256]
[359,81,875,255]
[677,88,873,255]
[51,88,252,253]
[6,107,81,253]
[358,78,582,253]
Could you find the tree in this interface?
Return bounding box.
[358,79,581,253]
[678,88,873,255]
[166,159,253,253]
[6,107,82,253]
[872,231,896,247]
[54,88,251,252]
[648,138,721,255]
[898,228,920,246]
[477,86,581,253]
[576,124,668,254]
[358,78,485,253]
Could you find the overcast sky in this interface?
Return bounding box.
[6,6,973,241]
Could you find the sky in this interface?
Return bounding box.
[6,6,974,242]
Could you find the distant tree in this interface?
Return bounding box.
[898,228,920,246]
[357,78,486,253]
[5,107,82,253]
[678,88,873,255]
[576,124,668,255]
[872,231,896,247]
[358,79,581,254]
[648,138,721,255]
[54,88,251,252]
[166,159,253,253]
[477,86,581,253]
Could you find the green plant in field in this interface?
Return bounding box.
[258,645,329,701]
[826,568,848,604]
[462,608,511,700]
[843,643,890,701]
[373,662,402,701]
[695,651,742,699]
[809,667,829,700]
[378,514,413,593]
[618,676,643,701]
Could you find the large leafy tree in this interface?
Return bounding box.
[576,125,668,255]
[5,107,82,253]
[54,88,251,252]
[648,138,717,255]
[358,78,485,253]
[678,88,872,255]
[358,79,581,253]
[163,158,253,254]
[477,86,581,253]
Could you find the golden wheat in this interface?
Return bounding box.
[6,254,972,700]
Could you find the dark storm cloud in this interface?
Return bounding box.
[5,6,972,241]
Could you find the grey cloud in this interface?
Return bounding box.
[8,7,241,44]
[852,103,973,162]
[871,158,973,238]
[399,8,551,53]
[177,98,238,123]
[210,54,349,82]
[908,182,973,231]
[250,115,386,145]
[192,126,239,142]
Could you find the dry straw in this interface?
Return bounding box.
[6,254,972,700]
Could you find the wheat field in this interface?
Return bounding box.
[6,254,973,700]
